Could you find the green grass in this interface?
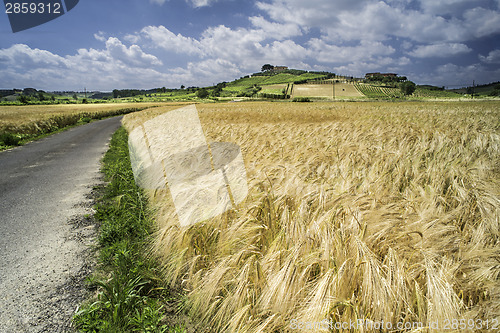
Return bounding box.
[292,97,311,102]
[0,90,200,105]
[260,88,285,94]
[0,132,22,146]
[414,86,464,98]
[117,90,200,103]
[73,128,188,333]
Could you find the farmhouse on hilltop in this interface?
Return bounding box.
[365,72,398,79]
[273,66,288,72]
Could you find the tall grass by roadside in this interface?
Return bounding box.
[0,103,177,149]
[73,128,187,333]
[123,101,500,332]
[0,106,155,149]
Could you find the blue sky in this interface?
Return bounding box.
[1,0,499,91]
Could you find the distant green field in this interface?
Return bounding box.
[259,84,288,95]
[225,72,327,91]
[451,82,500,97]
[414,87,462,98]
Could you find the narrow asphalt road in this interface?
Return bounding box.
[0,116,123,332]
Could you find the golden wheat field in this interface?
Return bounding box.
[123,101,500,332]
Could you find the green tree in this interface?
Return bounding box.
[401,81,416,96]
[489,84,500,96]
[261,64,274,72]
[211,83,225,97]
[196,88,209,99]
[18,95,28,104]
[73,93,78,100]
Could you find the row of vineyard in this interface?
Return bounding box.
[354,84,403,98]
[380,86,403,98]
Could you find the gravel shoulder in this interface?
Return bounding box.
[0,117,122,332]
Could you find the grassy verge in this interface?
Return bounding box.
[73,127,187,333]
[0,107,152,151]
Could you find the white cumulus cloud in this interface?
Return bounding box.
[105,37,162,67]
[408,43,472,58]
[249,16,302,40]
[308,39,395,63]
[255,0,500,43]
[187,0,218,7]
[140,23,307,69]
[141,25,204,56]
[0,44,68,69]
[150,0,219,7]
[0,39,167,90]
[479,49,500,63]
